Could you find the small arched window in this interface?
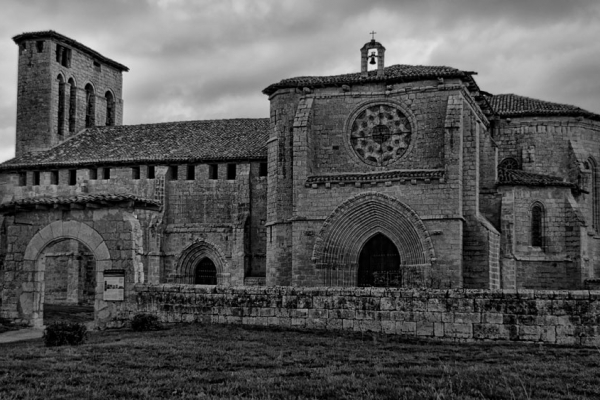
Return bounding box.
[57,75,65,137]
[105,91,115,126]
[85,84,95,128]
[68,78,77,133]
[498,157,519,170]
[531,202,544,248]
[589,158,599,231]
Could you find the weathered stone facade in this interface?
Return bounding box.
[1,31,600,329]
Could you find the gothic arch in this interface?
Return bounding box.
[312,192,435,286]
[175,240,228,284]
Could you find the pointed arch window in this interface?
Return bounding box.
[85,84,95,128]
[57,75,65,137]
[589,158,599,231]
[105,91,115,126]
[531,202,544,248]
[68,78,77,133]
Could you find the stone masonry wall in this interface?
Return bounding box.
[119,285,600,347]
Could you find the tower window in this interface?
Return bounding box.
[55,44,71,68]
[589,158,599,231]
[531,203,544,248]
[33,171,40,186]
[170,165,178,181]
[105,91,115,126]
[50,170,59,185]
[36,41,44,53]
[102,167,111,180]
[69,169,77,186]
[18,172,27,187]
[227,164,236,180]
[93,61,102,72]
[187,164,196,180]
[147,165,155,179]
[85,84,95,128]
[132,166,140,180]
[259,162,267,177]
[89,168,97,180]
[209,164,218,180]
[57,75,65,137]
[68,78,76,133]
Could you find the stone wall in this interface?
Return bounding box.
[119,285,600,346]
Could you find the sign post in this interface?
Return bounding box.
[103,269,125,301]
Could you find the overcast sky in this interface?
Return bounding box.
[1,0,599,162]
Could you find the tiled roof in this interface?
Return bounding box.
[263,64,477,95]
[485,93,600,120]
[497,168,574,188]
[1,118,270,170]
[0,194,161,213]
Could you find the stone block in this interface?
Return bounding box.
[434,322,444,337]
[453,312,481,324]
[482,313,503,324]
[396,321,416,335]
[444,323,472,339]
[382,320,395,334]
[416,321,434,336]
[342,319,354,330]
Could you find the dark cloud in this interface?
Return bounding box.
[0,0,599,161]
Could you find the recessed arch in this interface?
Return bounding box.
[312,192,435,286]
[175,240,228,284]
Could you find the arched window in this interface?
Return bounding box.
[105,91,115,126]
[531,202,544,248]
[498,157,519,170]
[85,84,95,128]
[57,75,65,137]
[589,158,599,231]
[68,78,76,133]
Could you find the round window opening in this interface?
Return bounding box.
[350,104,412,166]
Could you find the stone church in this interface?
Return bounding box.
[1,31,599,326]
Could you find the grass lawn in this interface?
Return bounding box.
[1,323,599,399]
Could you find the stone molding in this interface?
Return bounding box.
[305,169,445,188]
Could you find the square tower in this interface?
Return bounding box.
[12,31,129,156]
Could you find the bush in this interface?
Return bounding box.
[43,322,88,347]
[131,313,162,331]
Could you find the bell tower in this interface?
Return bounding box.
[360,32,386,77]
[12,31,128,157]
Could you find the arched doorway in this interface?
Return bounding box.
[41,239,96,324]
[194,258,217,285]
[357,233,400,287]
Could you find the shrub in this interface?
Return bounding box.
[131,313,162,331]
[43,322,88,347]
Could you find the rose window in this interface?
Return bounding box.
[350,104,412,166]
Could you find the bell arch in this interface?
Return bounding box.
[175,240,228,284]
[21,220,111,327]
[312,192,435,287]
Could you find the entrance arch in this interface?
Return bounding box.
[21,220,111,327]
[175,240,228,284]
[312,192,435,287]
[357,233,400,287]
[194,258,217,285]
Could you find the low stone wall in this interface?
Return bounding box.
[116,285,600,346]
